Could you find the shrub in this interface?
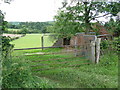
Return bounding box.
[2,36,33,88]
[2,58,33,88]
[100,40,109,49]
[100,38,119,52]
[2,36,14,59]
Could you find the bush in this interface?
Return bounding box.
[100,40,109,49]
[2,58,35,88]
[2,36,14,59]
[100,38,119,51]
[2,56,55,88]
[2,36,33,88]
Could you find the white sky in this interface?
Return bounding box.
[0,0,116,22]
[0,0,63,22]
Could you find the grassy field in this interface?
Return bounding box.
[12,48,118,88]
[8,28,21,31]
[11,34,56,49]
[9,35,118,88]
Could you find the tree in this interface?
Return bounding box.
[104,18,120,37]
[12,22,52,34]
[57,11,85,36]
[103,1,120,37]
[52,1,120,37]
[105,2,120,16]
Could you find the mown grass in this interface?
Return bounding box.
[11,34,56,49]
[12,48,118,88]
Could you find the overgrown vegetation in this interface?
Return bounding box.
[2,54,55,88]
[100,37,119,53]
[11,45,118,88]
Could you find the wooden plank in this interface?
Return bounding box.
[41,36,44,50]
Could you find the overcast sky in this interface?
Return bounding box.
[0,0,63,22]
[1,0,117,22]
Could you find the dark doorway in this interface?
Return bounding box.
[63,38,70,45]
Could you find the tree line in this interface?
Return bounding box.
[5,21,54,34]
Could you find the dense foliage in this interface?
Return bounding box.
[51,1,120,37]
[104,18,120,37]
[2,36,14,59]
[51,11,84,37]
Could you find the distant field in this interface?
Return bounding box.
[11,34,56,49]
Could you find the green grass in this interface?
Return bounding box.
[12,48,118,88]
[11,34,56,49]
[10,36,118,88]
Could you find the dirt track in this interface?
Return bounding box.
[2,34,23,38]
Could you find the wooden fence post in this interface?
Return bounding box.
[74,36,77,56]
[90,36,97,63]
[41,36,44,50]
[95,38,101,64]
[90,41,96,63]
